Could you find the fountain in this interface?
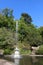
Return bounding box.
[14,21,21,65]
[14,47,21,65]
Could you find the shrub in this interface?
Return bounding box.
[3,48,13,55]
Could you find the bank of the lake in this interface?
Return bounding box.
[0,59,14,65]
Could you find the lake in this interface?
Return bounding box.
[19,55,43,65]
[0,55,43,65]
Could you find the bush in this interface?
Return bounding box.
[20,48,31,54]
[3,48,13,55]
[36,45,43,55]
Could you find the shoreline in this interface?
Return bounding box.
[1,54,43,57]
[0,59,14,65]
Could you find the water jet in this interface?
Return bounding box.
[14,21,21,65]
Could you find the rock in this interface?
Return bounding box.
[0,59,14,65]
[31,46,40,55]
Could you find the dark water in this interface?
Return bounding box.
[19,55,43,65]
[0,55,43,65]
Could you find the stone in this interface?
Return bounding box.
[0,59,14,65]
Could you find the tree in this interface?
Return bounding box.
[0,27,15,54]
[18,19,28,43]
[2,8,13,18]
[18,19,42,46]
[0,8,15,54]
[20,13,32,24]
[0,8,42,54]
[0,8,15,31]
[38,26,43,44]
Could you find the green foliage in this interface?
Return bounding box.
[0,27,15,54]
[38,27,43,44]
[0,8,15,31]
[3,48,13,55]
[0,8,16,54]
[18,19,42,46]
[20,48,31,54]
[18,20,28,43]
[36,45,43,55]
[0,8,43,54]
[20,13,32,24]
[2,8,14,18]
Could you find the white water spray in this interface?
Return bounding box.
[16,20,18,46]
[14,21,21,65]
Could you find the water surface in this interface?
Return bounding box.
[0,55,43,65]
[19,55,43,65]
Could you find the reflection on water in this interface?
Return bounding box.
[31,56,38,63]
[0,55,43,65]
[14,58,20,65]
[20,55,43,65]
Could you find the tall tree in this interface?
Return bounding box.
[20,13,32,24]
[0,8,15,54]
[2,8,13,18]
[0,8,15,31]
[18,19,42,46]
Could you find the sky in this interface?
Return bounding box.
[0,0,43,27]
